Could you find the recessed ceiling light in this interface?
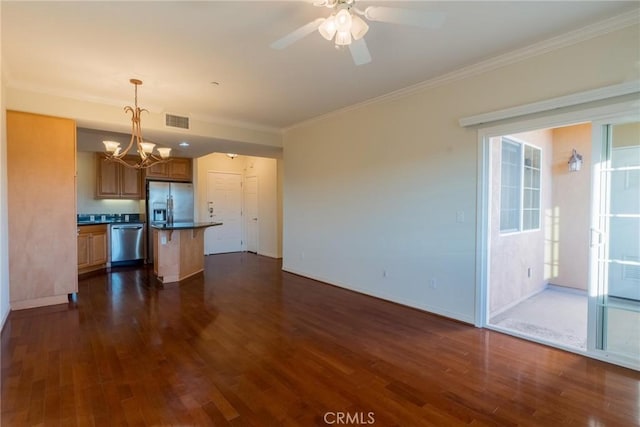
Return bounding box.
[179,141,190,147]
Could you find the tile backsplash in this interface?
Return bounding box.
[77,213,144,223]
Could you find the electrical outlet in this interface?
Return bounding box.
[456,210,465,223]
[382,269,387,278]
[300,251,305,260]
[429,278,437,289]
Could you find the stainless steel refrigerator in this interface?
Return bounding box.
[146,181,194,262]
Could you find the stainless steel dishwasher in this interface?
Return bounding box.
[110,223,145,264]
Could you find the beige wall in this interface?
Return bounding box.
[283,24,639,323]
[0,0,10,329]
[489,130,553,315]
[550,123,592,290]
[195,153,281,258]
[76,151,145,215]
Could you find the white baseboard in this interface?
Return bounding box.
[282,266,475,325]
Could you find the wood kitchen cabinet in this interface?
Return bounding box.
[95,154,143,199]
[78,224,108,274]
[145,157,192,181]
[7,111,78,309]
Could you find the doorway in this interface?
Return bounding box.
[476,103,640,370]
[204,172,243,255]
[486,125,590,350]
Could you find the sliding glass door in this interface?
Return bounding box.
[590,120,640,367]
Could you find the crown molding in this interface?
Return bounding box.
[284,9,640,133]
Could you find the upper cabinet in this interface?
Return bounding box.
[145,157,192,182]
[120,162,144,198]
[95,154,143,199]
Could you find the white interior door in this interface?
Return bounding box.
[245,176,258,253]
[205,172,243,255]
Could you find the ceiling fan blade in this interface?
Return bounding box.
[270,18,325,50]
[364,6,445,29]
[349,38,372,66]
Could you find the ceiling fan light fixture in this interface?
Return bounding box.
[319,15,337,40]
[350,14,369,40]
[335,8,352,32]
[335,30,352,46]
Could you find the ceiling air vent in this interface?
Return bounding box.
[165,113,190,130]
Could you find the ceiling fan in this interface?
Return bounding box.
[270,0,446,66]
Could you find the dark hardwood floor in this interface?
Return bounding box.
[1,253,639,426]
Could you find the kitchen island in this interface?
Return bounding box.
[151,222,222,283]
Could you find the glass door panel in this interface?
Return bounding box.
[593,121,640,363]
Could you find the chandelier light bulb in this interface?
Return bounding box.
[157,147,172,159]
[103,140,121,153]
[139,142,156,154]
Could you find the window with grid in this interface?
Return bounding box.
[500,138,541,233]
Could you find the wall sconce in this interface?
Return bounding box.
[226,153,238,159]
[568,149,583,172]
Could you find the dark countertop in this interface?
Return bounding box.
[77,220,145,226]
[150,222,223,231]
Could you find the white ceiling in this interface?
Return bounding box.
[2,1,638,156]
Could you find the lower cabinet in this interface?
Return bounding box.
[78,224,108,274]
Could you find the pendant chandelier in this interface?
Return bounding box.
[102,79,171,169]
